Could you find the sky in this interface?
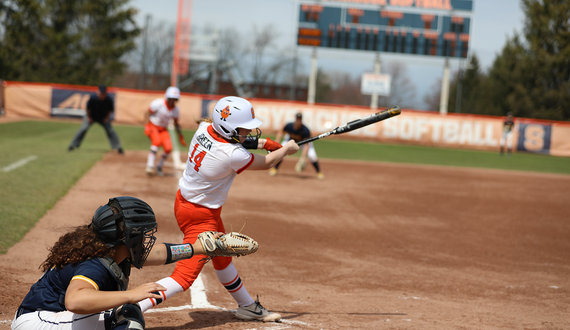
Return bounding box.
[130,0,525,110]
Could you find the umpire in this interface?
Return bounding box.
[68,85,124,154]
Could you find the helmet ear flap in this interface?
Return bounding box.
[219,124,235,137]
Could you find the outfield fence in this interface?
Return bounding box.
[4,80,570,157]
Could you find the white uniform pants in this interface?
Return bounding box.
[11,310,106,330]
[500,131,513,149]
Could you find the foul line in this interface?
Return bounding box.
[3,155,38,172]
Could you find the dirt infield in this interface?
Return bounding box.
[1,151,569,330]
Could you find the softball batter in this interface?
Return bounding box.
[137,96,298,322]
[270,112,324,179]
[144,86,187,176]
[11,197,226,330]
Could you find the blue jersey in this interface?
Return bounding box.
[503,119,514,133]
[19,258,123,312]
[283,123,311,143]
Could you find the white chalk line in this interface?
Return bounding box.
[2,155,38,172]
[145,273,310,328]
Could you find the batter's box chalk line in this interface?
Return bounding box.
[239,319,310,330]
[143,274,312,328]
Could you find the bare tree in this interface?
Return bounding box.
[218,28,247,64]
[145,22,175,75]
[242,24,294,85]
[378,61,417,108]
[423,78,442,111]
[326,71,369,106]
[127,18,174,76]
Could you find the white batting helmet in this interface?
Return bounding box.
[165,86,180,99]
[212,96,262,142]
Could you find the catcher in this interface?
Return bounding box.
[11,196,258,330]
[270,112,324,179]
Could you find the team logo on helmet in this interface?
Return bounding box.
[219,105,231,121]
[251,108,255,119]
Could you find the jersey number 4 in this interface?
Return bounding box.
[189,143,206,172]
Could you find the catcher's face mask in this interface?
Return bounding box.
[124,223,157,269]
[92,197,157,269]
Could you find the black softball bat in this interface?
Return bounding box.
[297,106,401,146]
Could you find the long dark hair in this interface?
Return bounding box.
[40,225,115,271]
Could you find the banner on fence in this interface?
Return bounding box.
[4,81,570,157]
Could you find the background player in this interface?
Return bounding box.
[137,96,298,322]
[270,112,324,179]
[500,112,515,156]
[144,86,187,176]
[11,196,234,330]
[68,85,123,154]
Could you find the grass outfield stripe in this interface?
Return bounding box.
[1,119,569,254]
[3,155,38,172]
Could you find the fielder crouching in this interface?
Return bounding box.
[11,196,257,330]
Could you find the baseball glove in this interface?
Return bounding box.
[197,231,259,258]
[295,157,307,173]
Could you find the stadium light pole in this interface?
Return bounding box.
[307,48,318,105]
[170,0,192,171]
[171,0,186,87]
[173,0,193,88]
[439,58,450,115]
[370,53,381,110]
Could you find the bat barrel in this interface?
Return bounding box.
[296,106,400,145]
[335,106,400,134]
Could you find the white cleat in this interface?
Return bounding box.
[236,299,281,322]
[145,167,154,176]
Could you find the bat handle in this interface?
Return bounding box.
[297,136,319,146]
[297,131,332,145]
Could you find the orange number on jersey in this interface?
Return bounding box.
[189,143,206,172]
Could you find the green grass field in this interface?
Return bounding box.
[1,119,569,254]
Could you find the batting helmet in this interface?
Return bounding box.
[91,196,157,269]
[165,86,180,100]
[211,96,262,142]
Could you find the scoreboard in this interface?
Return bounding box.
[297,0,473,58]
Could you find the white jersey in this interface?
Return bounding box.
[179,122,254,208]
[148,98,179,128]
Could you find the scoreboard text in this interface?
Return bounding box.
[297,0,473,58]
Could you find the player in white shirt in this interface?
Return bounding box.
[144,86,187,176]
[137,96,298,322]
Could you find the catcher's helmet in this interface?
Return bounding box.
[91,197,157,269]
[212,96,262,142]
